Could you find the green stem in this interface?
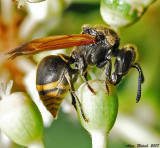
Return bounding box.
[91,131,107,148]
[28,139,44,148]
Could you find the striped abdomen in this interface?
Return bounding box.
[36,80,70,118]
[36,55,71,118]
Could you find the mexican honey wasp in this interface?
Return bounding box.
[6,25,144,120]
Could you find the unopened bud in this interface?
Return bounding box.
[76,80,118,148]
[0,80,44,148]
[100,0,157,28]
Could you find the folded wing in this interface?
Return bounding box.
[6,34,96,59]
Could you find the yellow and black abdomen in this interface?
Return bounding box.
[36,55,71,118]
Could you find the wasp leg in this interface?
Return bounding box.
[105,59,112,95]
[110,54,123,85]
[70,92,88,122]
[87,67,97,80]
[110,72,122,85]
[72,73,78,83]
[64,71,88,122]
[82,74,96,95]
[131,63,144,103]
[78,56,96,95]
[71,93,77,110]
[97,59,112,95]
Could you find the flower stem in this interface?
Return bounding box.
[91,131,107,148]
[28,139,44,148]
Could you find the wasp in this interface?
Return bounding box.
[6,25,144,120]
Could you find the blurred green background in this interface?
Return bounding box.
[0,0,160,148]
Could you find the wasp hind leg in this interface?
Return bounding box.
[64,70,88,122]
[70,93,88,122]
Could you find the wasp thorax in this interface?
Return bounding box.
[94,26,120,48]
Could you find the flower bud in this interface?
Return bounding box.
[100,0,157,28]
[0,81,44,147]
[76,80,118,148]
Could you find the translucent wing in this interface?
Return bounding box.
[6,34,96,59]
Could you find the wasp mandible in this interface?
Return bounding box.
[6,25,144,120]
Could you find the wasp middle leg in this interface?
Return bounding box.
[97,59,112,95]
[77,56,96,95]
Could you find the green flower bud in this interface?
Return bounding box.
[100,0,157,28]
[0,81,44,148]
[76,80,118,148]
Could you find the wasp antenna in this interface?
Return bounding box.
[134,63,145,83]
[132,63,144,103]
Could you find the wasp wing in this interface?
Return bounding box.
[6,34,96,59]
